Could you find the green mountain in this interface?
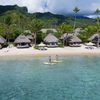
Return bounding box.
[0,5,28,14]
[0,5,96,27]
[31,12,96,27]
[0,6,96,28]
[0,5,97,42]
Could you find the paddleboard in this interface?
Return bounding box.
[52,60,62,63]
[43,62,56,65]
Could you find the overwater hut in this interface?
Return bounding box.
[14,35,31,48]
[44,33,59,47]
[0,36,6,49]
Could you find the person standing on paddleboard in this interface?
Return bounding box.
[56,55,58,61]
[49,56,52,63]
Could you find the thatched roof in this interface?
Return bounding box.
[26,35,33,40]
[69,36,82,43]
[61,33,73,40]
[44,33,59,43]
[0,36,6,44]
[88,34,99,42]
[14,35,31,43]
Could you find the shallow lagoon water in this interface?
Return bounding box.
[0,56,100,100]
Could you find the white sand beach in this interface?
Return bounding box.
[0,45,100,57]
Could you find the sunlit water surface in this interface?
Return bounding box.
[0,56,100,100]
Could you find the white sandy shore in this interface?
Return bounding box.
[0,45,100,57]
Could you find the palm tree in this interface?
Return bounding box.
[95,9,100,25]
[57,23,73,47]
[57,23,65,47]
[4,16,12,43]
[73,7,80,34]
[30,19,43,47]
[95,8,100,48]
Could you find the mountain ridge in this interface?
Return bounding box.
[0,5,94,18]
[0,5,96,29]
[0,5,28,14]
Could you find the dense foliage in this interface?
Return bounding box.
[0,5,99,43]
[78,25,98,42]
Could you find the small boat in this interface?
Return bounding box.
[52,60,62,63]
[43,62,56,65]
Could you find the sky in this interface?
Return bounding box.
[0,0,100,14]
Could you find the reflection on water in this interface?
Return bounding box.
[0,56,100,100]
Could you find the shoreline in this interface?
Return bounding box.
[0,46,100,58]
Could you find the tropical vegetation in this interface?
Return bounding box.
[0,5,100,45]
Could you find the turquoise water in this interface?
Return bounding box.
[0,56,100,100]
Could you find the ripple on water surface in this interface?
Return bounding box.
[0,56,100,100]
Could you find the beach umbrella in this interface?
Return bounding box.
[86,42,95,46]
[38,42,46,47]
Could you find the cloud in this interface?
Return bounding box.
[0,0,100,14]
[91,3,100,11]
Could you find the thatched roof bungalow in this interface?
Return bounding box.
[69,36,82,47]
[26,35,34,43]
[14,35,31,48]
[44,33,59,47]
[69,36,82,43]
[0,36,6,44]
[61,33,73,46]
[0,36,6,49]
[61,33,81,43]
[61,33,82,46]
[61,33,73,40]
[88,33,100,43]
[26,35,33,40]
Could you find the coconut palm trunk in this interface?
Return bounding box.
[73,14,76,33]
[95,9,100,48]
[34,32,37,47]
[97,34,100,48]
[6,26,10,44]
[30,19,43,47]
[4,17,11,45]
[63,37,65,47]
[97,20,100,48]
[73,7,80,35]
